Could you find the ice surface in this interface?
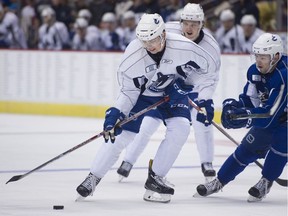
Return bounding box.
[0,114,287,216]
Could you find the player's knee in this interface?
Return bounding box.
[270,147,288,159]
[234,145,258,166]
[166,117,190,143]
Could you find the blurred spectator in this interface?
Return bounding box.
[100,12,124,51]
[232,0,259,27]
[215,9,243,53]
[88,0,116,27]
[78,9,99,36]
[167,7,183,22]
[51,0,73,29]
[130,0,160,14]
[121,10,137,47]
[239,14,264,53]
[159,0,182,22]
[0,3,27,48]
[20,0,39,48]
[73,0,89,12]
[115,0,134,19]
[38,7,70,50]
[72,17,103,51]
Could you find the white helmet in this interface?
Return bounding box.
[74,18,88,29]
[102,12,116,23]
[122,10,136,20]
[181,3,204,22]
[252,33,283,58]
[220,9,235,22]
[241,14,257,25]
[41,7,55,17]
[78,9,92,21]
[253,33,283,73]
[136,13,165,41]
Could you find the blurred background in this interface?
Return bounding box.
[0,0,287,121]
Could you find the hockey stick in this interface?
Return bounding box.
[231,84,285,120]
[6,97,169,184]
[189,98,288,187]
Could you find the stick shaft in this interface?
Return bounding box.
[6,97,168,184]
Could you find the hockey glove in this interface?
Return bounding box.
[222,98,241,111]
[165,78,193,105]
[222,107,252,129]
[195,99,214,126]
[103,107,125,143]
[221,98,240,128]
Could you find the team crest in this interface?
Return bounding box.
[148,72,175,92]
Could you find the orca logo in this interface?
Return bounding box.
[154,18,159,24]
[148,72,175,92]
[272,35,277,41]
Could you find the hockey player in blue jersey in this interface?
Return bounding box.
[196,33,287,202]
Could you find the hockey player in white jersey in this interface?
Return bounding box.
[215,9,243,53]
[38,7,70,50]
[239,15,265,53]
[77,9,100,36]
[0,4,27,49]
[76,13,216,203]
[117,3,220,181]
[72,18,102,51]
[121,10,137,47]
[100,12,125,51]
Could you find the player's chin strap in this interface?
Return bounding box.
[189,98,288,187]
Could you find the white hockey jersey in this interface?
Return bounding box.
[72,30,102,51]
[215,25,243,53]
[115,32,218,115]
[100,27,125,51]
[122,27,136,47]
[165,22,221,100]
[239,28,265,54]
[38,21,69,50]
[0,11,27,49]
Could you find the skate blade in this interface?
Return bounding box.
[247,195,263,203]
[118,175,125,183]
[193,192,203,198]
[143,190,171,203]
[75,195,85,202]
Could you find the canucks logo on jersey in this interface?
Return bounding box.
[148,72,175,92]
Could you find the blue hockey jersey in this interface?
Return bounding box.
[238,55,287,128]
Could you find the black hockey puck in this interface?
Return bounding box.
[53,205,64,210]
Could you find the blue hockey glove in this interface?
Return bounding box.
[221,98,240,126]
[221,107,252,129]
[103,107,125,143]
[195,99,214,126]
[222,98,241,111]
[165,78,193,105]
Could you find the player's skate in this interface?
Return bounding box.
[75,172,101,201]
[247,177,273,202]
[117,161,133,182]
[143,160,174,203]
[195,178,223,197]
[201,162,216,182]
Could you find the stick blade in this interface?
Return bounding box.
[6,175,23,184]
